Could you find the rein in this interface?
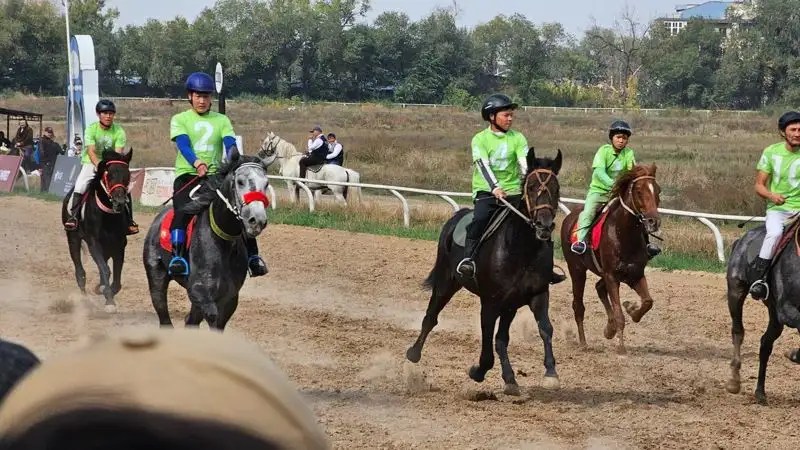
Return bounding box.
[209,162,271,240]
[93,160,131,215]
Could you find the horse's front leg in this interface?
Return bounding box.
[468,302,498,383]
[110,244,125,296]
[494,308,520,395]
[287,181,297,203]
[86,240,113,303]
[604,275,627,354]
[187,283,220,329]
[67,234,86,294]
[530,290,560,390]
[624,276,654,323]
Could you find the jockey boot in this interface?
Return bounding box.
[456,238,478,279]
[125,194,139,235]
[168,229,190,276]
[63,192,83,231]
[245,236,268,277]
[550,270,566,285]
[748,257,771,301]
[570,240,587,255]
[646,243,661,260]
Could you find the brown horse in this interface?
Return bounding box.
[559,164,661,354]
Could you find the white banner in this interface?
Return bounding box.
[139,167,175,206]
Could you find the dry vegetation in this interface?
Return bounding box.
[3,94,777,261]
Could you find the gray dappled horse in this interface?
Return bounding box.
[726,223,800,404]
[142,152,271,330]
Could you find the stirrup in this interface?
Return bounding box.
[571,241,587,255]
[749,279,769,301]
[127,224,140,235]
[456,258,475,276]
[64,217,78,231]
[168,256,189,276]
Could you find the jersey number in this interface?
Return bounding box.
[771,155,800,189]
[194,122,214,152]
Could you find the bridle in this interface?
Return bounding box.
[214,162,271,222]
[94,160,130,214]
[618,175,657,223]
[499,168,558,230]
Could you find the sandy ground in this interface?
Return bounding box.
[1,196,798,449]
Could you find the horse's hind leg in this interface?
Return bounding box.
[468,302,499,383]
[595,279,617,340]
[604,277,627,354]
[725,281,748,394]
[494,309,520,395]
[406,282,460,363]
[755,302,784,405]
[531,290,560,390]
[624,276,654,323]
[216,294,239,331]
[568,265,588,347]
[145,265,172,327]
[67,234,86,294]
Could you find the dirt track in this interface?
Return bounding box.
[1,196,798,449]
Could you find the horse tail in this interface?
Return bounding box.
[422,208,469,291]
[343,169,349,200]
[347,169,362,204]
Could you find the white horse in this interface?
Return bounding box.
[259,131,361,205]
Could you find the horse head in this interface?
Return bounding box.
[522,147,562,241]
[218,151,271,238]
[611,164,661,234]
[96,149,133,213]
[257,132,279,167]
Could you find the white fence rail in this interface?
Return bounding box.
[267,175,764,262]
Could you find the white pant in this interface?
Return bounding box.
[759,210,797,259]
[73,163,96,195]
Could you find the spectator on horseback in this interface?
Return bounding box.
[325,133,344,166]
[455,93,565,285]
[299,125,329,179]
[570,120,660,259]
[748,111,800,301]
[167,72,268,278]
[63,100,139,236]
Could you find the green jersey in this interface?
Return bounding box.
[470,128,529,198]
[589,144,636,194]
[82,122,127,165]
[756,142,800,212]
[170,109,235,177]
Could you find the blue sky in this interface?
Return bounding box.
[104,0,675,37]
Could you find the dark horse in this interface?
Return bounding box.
[62,149,134,313]
[725,223,800,404]
[406,148,563,395]
[560,164,661,354]
[142,152,271,330]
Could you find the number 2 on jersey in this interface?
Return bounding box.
[194,122,214,152]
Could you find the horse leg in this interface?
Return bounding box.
[216,294,239,331]
[87,240,113,303]
[530,290,560,390]
[406,282,460,363]
[725,281,748,394]
[145,265,172,327]
[184,304,204,328]
[755,302,784,405]
[332,187,347,205]
[468,302,499,383]
[494,309,520,395]
[188,285,219,329]
[604,277,627,354]
[67,234,86,294]
[104,245,125,313]
[568,265,588,347]
[624,276,654,323]
[595,279,617,340]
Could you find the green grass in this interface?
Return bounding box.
[1,188,727,273]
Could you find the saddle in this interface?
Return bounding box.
[568,200,614,251]
[306,164,324,173]
[745,213,800,267]
[452,206,512,248]
[158,209,199,252]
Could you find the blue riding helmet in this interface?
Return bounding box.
[185,72,215,94]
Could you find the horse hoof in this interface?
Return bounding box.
[104,304,117,314]
[93,284,104,295]
[755,392,768,406]
[616,345,627,355]
[504,383,521,396]
[784,348,800,364]
[604,324,617,340]
[405,347,421,363]
[542,376,561,390]
[725,379,741,394]
[468,365,486,383]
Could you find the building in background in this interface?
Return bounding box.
[659,1,756,37]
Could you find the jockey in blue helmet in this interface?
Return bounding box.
[167,71,269,278]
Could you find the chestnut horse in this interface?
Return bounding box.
[560,164,661,354]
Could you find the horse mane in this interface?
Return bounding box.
[609,164,655,199]
[181,154,263,215]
